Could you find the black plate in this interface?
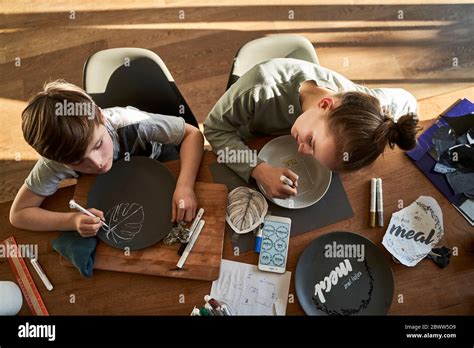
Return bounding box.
[295,231,394,315]
[87,156,176,250]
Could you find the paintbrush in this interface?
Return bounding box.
[69,199,110,229]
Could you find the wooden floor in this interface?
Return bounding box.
[1,0,473,203]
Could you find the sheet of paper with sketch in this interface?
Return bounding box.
[210,259,291,315]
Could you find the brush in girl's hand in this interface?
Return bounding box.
[69,199,110,229]
[280,175,297,189]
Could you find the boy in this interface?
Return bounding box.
[10,80,204,237]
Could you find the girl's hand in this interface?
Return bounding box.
[251,162,299,199]
[172,186,198,222]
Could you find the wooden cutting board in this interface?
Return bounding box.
[62,173,228,281]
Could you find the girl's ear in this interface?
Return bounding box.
[318,97,336,110]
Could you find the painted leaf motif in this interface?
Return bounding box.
[103,203,144,243]
[226,187,268,234]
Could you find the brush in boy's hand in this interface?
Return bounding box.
[69,199,110,229]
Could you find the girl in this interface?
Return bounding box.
[204,58,420,199]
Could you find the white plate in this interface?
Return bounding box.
[257,135,332,209]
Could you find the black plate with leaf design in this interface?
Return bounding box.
[295,231,394,315]
[87,156,176,250]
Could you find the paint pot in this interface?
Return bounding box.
[0,281,23,315]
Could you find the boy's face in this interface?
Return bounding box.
[67,112,114,174]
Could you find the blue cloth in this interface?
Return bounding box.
[51,232,98,278]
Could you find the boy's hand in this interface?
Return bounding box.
[71,208,105,237]
[251,162,299,199]
[172,186,198,223]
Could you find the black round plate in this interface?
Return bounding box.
[295,231,394,315]
[87,156,176,250]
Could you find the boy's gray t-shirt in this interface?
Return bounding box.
[203,58,418,182]
[25,106,186,196]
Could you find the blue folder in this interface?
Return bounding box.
[405,98,473,214]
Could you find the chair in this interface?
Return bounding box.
[226,34,320,90]
[83,47,198,128]
[83,47,198,160]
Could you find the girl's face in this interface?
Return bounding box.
[291,97,340,170]
[67,111,114,174]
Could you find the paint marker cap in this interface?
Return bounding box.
[255,236,262,253]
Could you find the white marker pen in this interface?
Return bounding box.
[186,208,205,241]
[30,258,53,291]
[280,175,296,189]
[69,199,110,229]
[177,220,205,269]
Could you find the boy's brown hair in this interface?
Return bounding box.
[327,91,422,171]
[22,80,102,164]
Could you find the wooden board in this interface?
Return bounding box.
[64,173,228,281]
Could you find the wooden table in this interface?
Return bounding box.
[1,89,473,315]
